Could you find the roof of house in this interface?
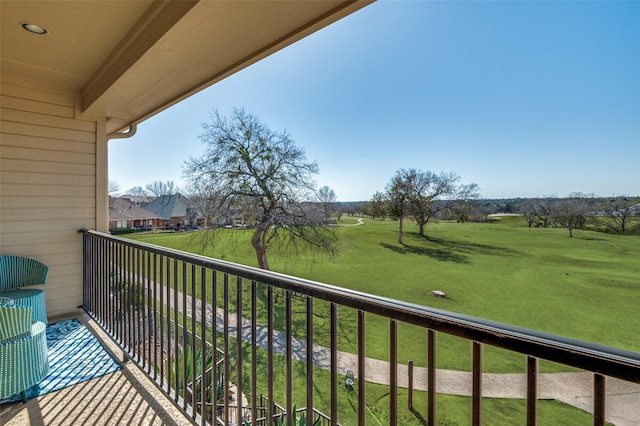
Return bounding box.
[143,193,194,220]
[109,197,159,222]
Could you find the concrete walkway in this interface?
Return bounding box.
[161,293,639,426]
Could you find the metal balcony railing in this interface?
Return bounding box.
[81,230,640,426]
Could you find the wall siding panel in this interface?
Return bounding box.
[0,133,96,154]
[1,107,96,132]
[1,121,96,143]
[0,95,75,119]
[0,170,94,186]
[0,82,75,107]
[0,79,99,317]
[0,158,95,176]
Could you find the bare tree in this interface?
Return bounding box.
[316,185,337,222]
[124,186,148,196]
[535,198,555,228]
[553,193,590,237]
[446,183,481,224]
[183,181,226,228]
[184,109,336,270]
[597,196,639,235]
[521,199,538,227]
[108,180,120,196]
[367,192,387,220]
[146,180,179,196]
[408,172,478,236]
[385,169,479,239]
[386,169,417,244]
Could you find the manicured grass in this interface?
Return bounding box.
[230,336,609,425]
[126,216,640,373]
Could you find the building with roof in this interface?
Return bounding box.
[142,193,201,230]
[108,197,159,231]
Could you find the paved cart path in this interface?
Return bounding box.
[155,287,640,425]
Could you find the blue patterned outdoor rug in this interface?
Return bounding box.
[1,318,122,404]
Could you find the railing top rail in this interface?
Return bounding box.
[82,229,640,383]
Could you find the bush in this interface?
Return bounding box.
[111,227,136,235]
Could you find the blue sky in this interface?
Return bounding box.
[109,0,640,201]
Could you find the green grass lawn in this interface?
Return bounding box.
[232,336,609,426]
[126,216,640,374]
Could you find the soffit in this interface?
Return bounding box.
[1,1,373,134]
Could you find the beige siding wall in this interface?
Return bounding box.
[1,75,103,316]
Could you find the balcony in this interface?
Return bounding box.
[2,230,639,425]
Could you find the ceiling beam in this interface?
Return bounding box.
[81,0,198,113]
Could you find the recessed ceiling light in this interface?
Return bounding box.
[20,23,48,35]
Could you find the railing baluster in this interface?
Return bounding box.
[85,234,91,316]
[144,250,150,373]
[594,373,606,426]
[211,270,218,426]
[286,289,292,426]
[472,341,483,426]
[390,319,397,426]
[223,273,230,425]
[89,235,95,323]
[181,261,188,410]
[190,263,197,417]
[112,241,116,340]
[136,247,141,364]
[330,302,338,426]
[159,255,165,389]
[173,258,179,402]
[127,245,132,352]
[358,310,365,426]
[527,355,538,425]
[251,280,258,426]
[118,242,124,345]
[199,266,207,426]
[267,285,274,426]
[152,252,158,381]
[428,329,436,426]
[236,276,244,425]
[307,296,315,426]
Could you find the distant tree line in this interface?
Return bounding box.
[519,194,640,236]
[341,193,639,238]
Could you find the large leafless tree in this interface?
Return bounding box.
[385,169,479,242]
[184,109,336,270]
[597,196,639,235]
[316,185,337,222]
[108,180,120,196]
[386,169,417,244]
[553,193,591,237]
[146,180,180,197]
[409,172,478,236]
[124,186,148,196]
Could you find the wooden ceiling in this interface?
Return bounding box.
[1,0,372,133]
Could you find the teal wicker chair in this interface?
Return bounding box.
[0,304,49,402]
[0,256,48,324]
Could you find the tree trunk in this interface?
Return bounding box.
[255,246,269,270]
[418,222,425,237]
[398,216,404,244]
[251,227,270,270]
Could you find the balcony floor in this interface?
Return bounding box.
[0,312,194,426]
